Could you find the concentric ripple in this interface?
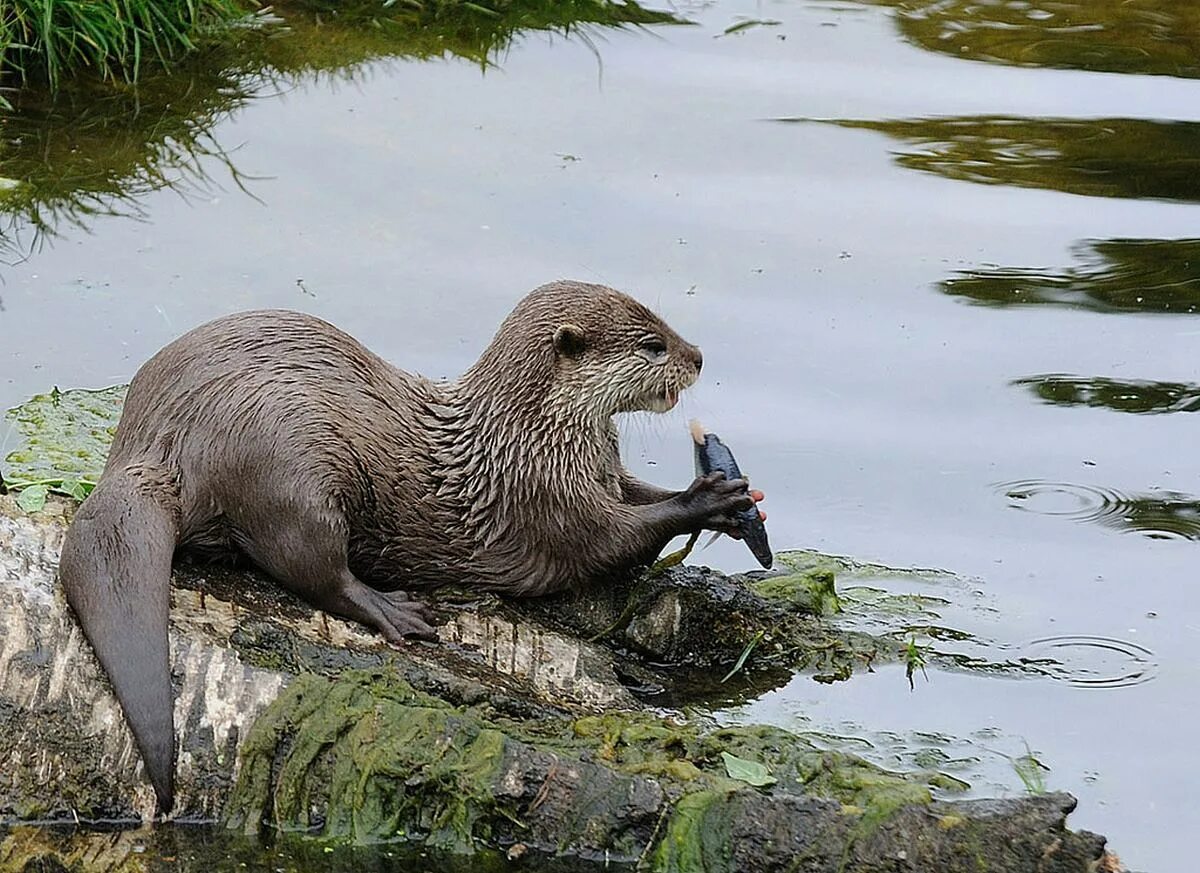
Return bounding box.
[997,480,1200,540]
[1014,635,1158,689]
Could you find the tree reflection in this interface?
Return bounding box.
[1014,375,1200,414]
[807,116,1200,203]
[939,238,1200,313]
[0,0,681,262]
[859,0,1200,79]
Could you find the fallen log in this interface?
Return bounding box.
[0,493,1122,872]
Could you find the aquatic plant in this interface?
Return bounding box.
[0,385,124,510]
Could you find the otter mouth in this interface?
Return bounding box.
[646,389,679,413]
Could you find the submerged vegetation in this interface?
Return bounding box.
[0,385,123,509]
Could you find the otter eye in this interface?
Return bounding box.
[637,335,668,363]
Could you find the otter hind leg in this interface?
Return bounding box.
[59,468,180,814]
[238,513,437,643]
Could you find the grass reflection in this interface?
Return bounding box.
[1014,375,1200,414]
[859,0,1200,79]
[0,0,682,262]
[940,238,1200,314]
[0,70,260,262]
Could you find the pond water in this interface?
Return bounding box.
[2,1,1197,869]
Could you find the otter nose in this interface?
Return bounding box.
[691,345,703,373]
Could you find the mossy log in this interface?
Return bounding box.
[0,494,1121,872]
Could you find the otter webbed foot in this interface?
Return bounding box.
[329,571,439,644]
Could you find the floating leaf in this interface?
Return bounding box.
[57,477,95,501]
[721,751,777,787]
[2,385,125,496]
[15,484,49,513]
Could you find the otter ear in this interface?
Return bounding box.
[553,324,587,358]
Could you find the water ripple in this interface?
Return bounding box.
[997,479,1200,540]
[1014,635,1158,689]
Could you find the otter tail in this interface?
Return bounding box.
[59,466,180,814]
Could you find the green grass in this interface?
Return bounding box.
[0,0,250,99]
[0,0,681,101]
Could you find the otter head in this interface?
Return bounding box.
[552,304,701,418]
[466,280,704,423]
[542,281,704,419]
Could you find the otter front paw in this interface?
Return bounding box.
[678,471,754,532]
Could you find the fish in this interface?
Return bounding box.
[689,419,772,569]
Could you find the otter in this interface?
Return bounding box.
[59,280,760,814]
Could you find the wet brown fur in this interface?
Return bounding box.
[58,280,754,813]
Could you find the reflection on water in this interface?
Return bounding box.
[1014,374,1200,414]
[940,238,1200,314]
[859,0,1200,79]
[999,480,1200,540]
[804,116,1200,203]
[0,1,681,260]
[0,73,260,262]
[250,0,681,77]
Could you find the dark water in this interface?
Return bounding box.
[2,1,1198,869]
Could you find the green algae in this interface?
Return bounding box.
[227,670,518,851]
[1,385,125,508]
[750,565,842,616]
[230,670,956,861]
[568,712,949,809]
[649,790,733,873]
